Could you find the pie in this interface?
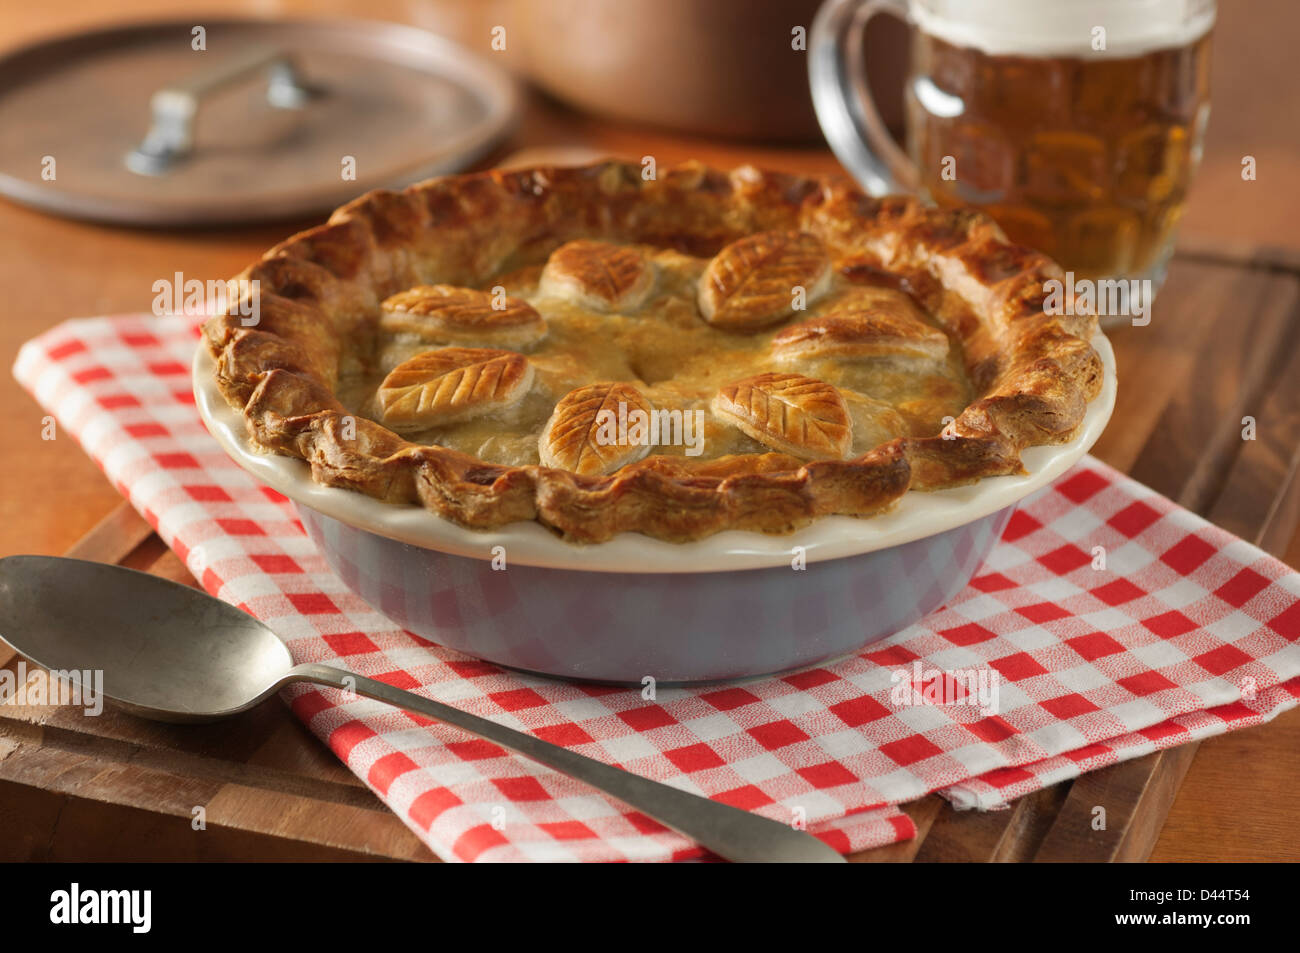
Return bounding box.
[204,161,1103,543]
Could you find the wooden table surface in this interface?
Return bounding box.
[2,0,1299,862]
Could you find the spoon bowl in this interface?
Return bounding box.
[0,555,290,722]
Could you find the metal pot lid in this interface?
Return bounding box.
[0,17,519,226]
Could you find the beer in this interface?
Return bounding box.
[809,0,1215,313]
[904,3,1212,284]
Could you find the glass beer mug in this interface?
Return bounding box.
[810,0,1214,319]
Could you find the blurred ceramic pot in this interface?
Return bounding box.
[510,0,905,141]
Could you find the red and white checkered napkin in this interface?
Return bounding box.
[15,314,1300,861]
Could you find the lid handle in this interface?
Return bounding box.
[125,45,316,176]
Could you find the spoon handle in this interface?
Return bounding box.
[286,663,844,863]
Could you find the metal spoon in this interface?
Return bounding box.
[0,555,844,863]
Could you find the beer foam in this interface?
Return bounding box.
[912,0,1215,57]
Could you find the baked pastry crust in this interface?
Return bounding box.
[539,381,654,474]
[773,289,950,363]
[380,285,547,349]
[698,230,831,331]
[712,373,853,460]
[204,160,1103,543]
[540,240,657,313]
[378,347,534,431]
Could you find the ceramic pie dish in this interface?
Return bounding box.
[195,342,1113,682]
[195,160,1116,681]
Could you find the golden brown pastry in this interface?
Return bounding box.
[204,160,1104,543]
[539,240,656,313]
[772,288,950,363]
[698,230,832,331]
[378,347,534,431]
[380,285,547,349]
[539,382,655,474]
[712,373,853,460]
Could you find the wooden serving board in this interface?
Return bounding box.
[3,248,1298,862]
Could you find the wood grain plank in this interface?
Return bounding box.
[0,780,66,862]
[1032,744,1201,862]
[1148,705,1300,862]
[62,500,155,564]
[145,545,204,588]
[1126,269,1297,506]
[1201,289,1300,548]
[0,720,434,861]
[1089,258,1241,472]
[239,711,375,788]
[916,785,1071,862]
[1176,233,1300,274]
[0,780,407,862]
[0,718,383,813]
[204,783,430,861]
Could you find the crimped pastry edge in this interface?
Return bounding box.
[204,160,1103,543]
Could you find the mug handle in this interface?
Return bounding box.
[809,0,920,196]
